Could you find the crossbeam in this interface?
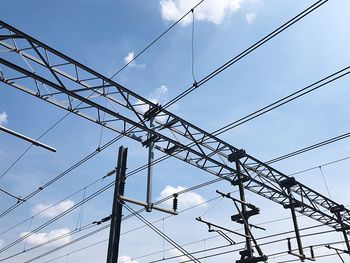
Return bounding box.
[1,20,349,232]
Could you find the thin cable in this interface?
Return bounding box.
[212,66,350,136]
[0,111,70,182]
[191,9,197,84]
[0,223,96,262]
[124,203,201,263]
[266,131,350,164]
[163,0,328,108]
[0,179,115,254]
[109,0,205,80]
[23,224,111,263]
[0,133,124,220]
[199,196,223,217]
[319,166,332,199]
[289,155,350,176]
[0,176,104,237]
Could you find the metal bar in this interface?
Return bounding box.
[2,20,350,234]
[287,188,305,262]
[0,125,56,152]
[106,146,128,263]
[119,195,178,215]
[146,117,155,212]
[236,160,254,258]
[195,217,249,238]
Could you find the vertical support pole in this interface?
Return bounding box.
[333,208,350,255]
[106,146,128,263]
[235,159,253,258]
[146,117,154,212]
[287,187,305,262]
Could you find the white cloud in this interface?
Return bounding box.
[0,112,8,126]
[135,85,169,114]
[118,255,139,263]
[158,185,207,210]
[20,228,71,247]
[124,51,146,68]
[246,12,256,24]
[31,200,74,218]
[160,0,243,25]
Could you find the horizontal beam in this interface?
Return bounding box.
[1,20,349,232]
[0,125,56,152]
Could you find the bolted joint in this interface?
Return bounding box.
[280,177,297,189]
[228,149,246,163]
[330,204,345,214]
[143,103,162,121]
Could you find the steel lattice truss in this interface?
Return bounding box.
[1,20,349,232]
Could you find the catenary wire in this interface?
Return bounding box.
[266,131,350,164]
[109,0,205,80]
[163,0,328,109]
[0,0,205,199]
[0,175,106,237]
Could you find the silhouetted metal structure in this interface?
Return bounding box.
[1,20,349,260]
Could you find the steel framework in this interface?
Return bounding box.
[1,20,350,234]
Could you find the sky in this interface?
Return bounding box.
[1,0,350,262]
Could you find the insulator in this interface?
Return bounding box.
[173,193,178,212]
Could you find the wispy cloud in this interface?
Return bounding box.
[246,12,256,24]
[0,112,8,126]
[160,0,243,25]
[20,228,71,247]
[158,185,207,210]
[135,85,169,114]
[119,255,139,263]
[124,51,146,68]
[31,200,75,218]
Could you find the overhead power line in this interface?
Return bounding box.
[266,131,350,164]
[212,65,350,136]
[163,0,328,109]
[109,0,205,80]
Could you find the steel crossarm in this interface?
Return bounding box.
[1,20,350,231]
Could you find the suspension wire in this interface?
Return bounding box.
[143,227,339,263]
[0,179,115,254]
[319,166,332,199]
[0,222,97,262]
[41,239,108,263]
[266,131,350,164]
[0,0,338,225]
[16,194,349,263]
[97,90,109,149]
[191,9,197,84]
[199,196,224,217]
[212,66,350,137]
[163,0,328,109]
[23,216,34,251]
[290,155,350,176]
[0,176,104,237]
[10,195,222,263]
[75,187,87,230]
[23,224,111,263]
[109,0,205,80]
[124,203,201,263]
[0,133,125,220]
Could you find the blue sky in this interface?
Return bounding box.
[1,0,350,262]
